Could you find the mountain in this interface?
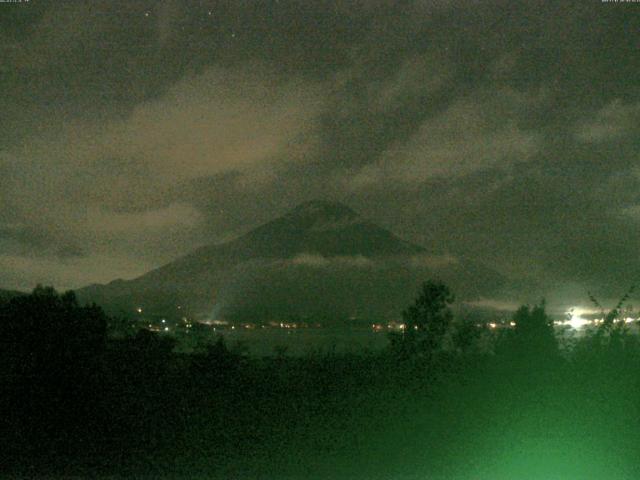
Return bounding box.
[0,288,26,302]
[77,201,505,322]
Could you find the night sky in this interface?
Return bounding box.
[1,0,639,313]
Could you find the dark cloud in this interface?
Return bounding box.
[1,0,639,313]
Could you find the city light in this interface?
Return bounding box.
[567,314,589,330]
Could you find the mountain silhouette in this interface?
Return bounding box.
[0,289,25,302]
[77,201,503,322]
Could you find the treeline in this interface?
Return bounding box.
[1,283,640,479]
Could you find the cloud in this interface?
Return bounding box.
[409,254,459,269]
[85,203,203,235]
[288,253,460,271]
[290,254,374,269]
[367,53,453,113]
[348,90,540,188]
[0,253,151,292]
[617,204,640,223]
[290,253,331,268]
[6,2,114,72]
[31,65,323,196]
[0,64,326,280]
[575,100,640,143]
[118,66,323,182]
[465,298,520,312]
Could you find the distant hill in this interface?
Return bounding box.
[77,201,505,322]
[0,289,26,302]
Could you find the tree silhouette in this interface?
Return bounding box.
[452,316,486,354]
[394,280,454,356]
[583,286,636,356]
[0,285,109,466]
[502,301,558,358]
[0,285,107,379]
[189,334,243,385]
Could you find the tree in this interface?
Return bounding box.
[394,280,454,356]
[452,317,487,354]
[0,286,109,464]
[190,335,242,383]
[580,286,637,357]
[504,301,558,358]
[0,285,108,379]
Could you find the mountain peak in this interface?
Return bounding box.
[286,200,358,222]
[76,199,429,316]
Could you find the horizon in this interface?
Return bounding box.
[3,198,633,320]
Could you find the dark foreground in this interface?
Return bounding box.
[2,288,640,479]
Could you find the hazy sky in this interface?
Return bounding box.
[1,0,639,310]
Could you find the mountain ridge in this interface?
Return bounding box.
[76,201,424,316]
[0,288,26,302]
[75,201,504,321]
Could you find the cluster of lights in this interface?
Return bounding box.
[278,322,298,329]
[558,316,636,329]
[147,323,170,333]
[557,306,637,330]
[136,304,638,338]
[371,322,408,332]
